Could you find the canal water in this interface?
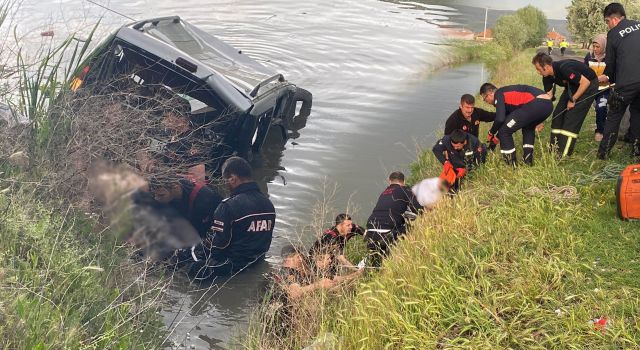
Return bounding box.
[20,0,487,348]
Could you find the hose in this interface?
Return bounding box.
[575,163,626,185]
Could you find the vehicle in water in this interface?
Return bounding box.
[70,16,312,173]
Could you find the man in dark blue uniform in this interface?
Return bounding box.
[188,157,276,280]
[432,129,487,183]
[365,171,422,267]
[444,94,496,139]
[532,53,599,157]
[597,3,640,159]
[480,83,554,166]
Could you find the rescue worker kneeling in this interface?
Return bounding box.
[365,171,422,268]
[432,129,486,190]
[182,157,276,280]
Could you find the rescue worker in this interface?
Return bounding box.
[309,214,364,270]
[149,175,222,238]
[597,3,640,159]
[547,39,554,55]
[444,94,496,139]
[432,129,487,179]
[532,52,599,157]
[480,83,553,166]
[560,39,569,56]
[584,34,609,142]
[188,156,276,280]
[365,171,422,267]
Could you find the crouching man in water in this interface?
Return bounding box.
[186,157,276,280]
[480,83,553,166]
[309,213,364,270]
[267,245,362,335]
[365,171,422,267]
[432,129,486,191]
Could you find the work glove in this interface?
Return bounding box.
[455,167,467,179]
[486,132,499,145]
[439,161,456,187]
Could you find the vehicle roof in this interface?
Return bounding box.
[114,16,282,110]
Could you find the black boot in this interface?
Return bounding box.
[503,152,517,167]
[523,148,534,166]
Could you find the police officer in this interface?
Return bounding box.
[480,83,554,166]
[597,3,640,159]
[444,94,496,138]
[365,171,422,267]
[189,156,276,280]
[532,52,599,157]
[432,129,487,181]
[149,175,222,238]
[309,213,364,269]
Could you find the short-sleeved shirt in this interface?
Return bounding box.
[444,108,495,138]
[542,60,597,94]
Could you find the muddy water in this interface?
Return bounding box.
[21,0,487,348]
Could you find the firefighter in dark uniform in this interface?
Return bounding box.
[432,129,487,184]
[309,213,364,269]
[188,156,276,280]
[365,171,422,267]
[480,83,554,166]
[532,53,599,157]
[444,94,496,139]
[149,176,223,238]
[597,3,640,159]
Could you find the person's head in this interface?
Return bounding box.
[592,34,607,57]
[604,3,625,29]
[479,83,497,104]
[459,94,475,119]
[148,175,183,203]
[388,171,405,186]
[334,213,353,236]
[449,129,468,150]
[221,156,252,190]
[281,244,307,270]
[532,52,554,77]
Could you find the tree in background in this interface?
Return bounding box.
[568,0,640,48]
[494,6,547,51]
[515,6,549,47]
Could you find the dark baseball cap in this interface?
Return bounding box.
[280,244,304,258]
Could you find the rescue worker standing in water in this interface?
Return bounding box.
[188,156,276,280]
[309,213,364,269]
[597,3,640,159]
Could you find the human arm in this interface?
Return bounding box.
[603,32,616,83]
[432,140,448,165]
[287,278,336,300]
[205,202,233,251]
[475,108,496,122]
[443,112,458,135]
[567,74,591,109]
[336,255,358,271]
[488,90,505,135]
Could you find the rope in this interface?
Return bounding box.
[576,163,626,185]
[525,184,579,201]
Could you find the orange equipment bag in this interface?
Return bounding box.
[616,164,640,220]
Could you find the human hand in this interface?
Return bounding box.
[567,100,575,110]
[535,123,545,132]
[598,75,609,83]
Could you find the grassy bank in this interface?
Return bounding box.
[247,47,640,349]
[0,184,166,349]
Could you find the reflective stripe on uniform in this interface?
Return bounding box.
[523,144,534,149]
[465,151,474,156]
[500,148,516,154]
[552,129,578,138]
[563,137,574,156]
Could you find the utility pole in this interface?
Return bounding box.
[483,7,488,39]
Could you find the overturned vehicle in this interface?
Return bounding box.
[69,16,312,175]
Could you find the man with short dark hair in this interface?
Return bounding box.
[444,94,495,139]
[188,156,276,280]
[432,129,486,180]
[309,214,364,269]
[480,83,553,166]
[532,52,599,157]
[365,171,422,267]
[597,2,640,159]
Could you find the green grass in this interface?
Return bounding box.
[0,186,166,349]
[245,47,640,349]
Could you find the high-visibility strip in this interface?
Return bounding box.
[465,151,474,156]
[552,129,579,138]
[562,136,576,156]
[500,148,516,154]
[523,144,534,149]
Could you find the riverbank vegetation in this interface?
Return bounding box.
[246,44,640,349]
[0,2,167,347]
